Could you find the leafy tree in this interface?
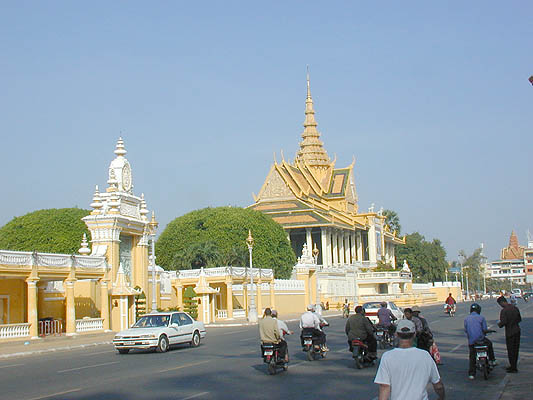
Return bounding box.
[156,207,296,278]
[395,232,448,282]
[0,208,91,254]
[383,209,401,235]
[459,248,485,292]
[183,286,198,319]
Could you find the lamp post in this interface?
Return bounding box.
[149,212,158,312]
[312,243,320,306]
[246,230,258,323]
[466,271,470,301]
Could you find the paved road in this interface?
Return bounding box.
[1,300,531,400]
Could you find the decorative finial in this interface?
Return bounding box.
[306,65,311,99]
[78,233,91,255]
[140,193,148,220]
[114,137,127,157]
[90,185,102,210]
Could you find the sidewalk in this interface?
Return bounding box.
[497,352,533,400]
[0,331,116,360]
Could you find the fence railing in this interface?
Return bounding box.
[39,319,63,336]
[216,310,228,319]
[0,323,31,339]
[0,250,107,269]
[76,318,104,333]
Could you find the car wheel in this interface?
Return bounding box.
[190,331,201,348]
[156,335,169,353]
[117,349,129,354]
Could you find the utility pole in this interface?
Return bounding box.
[466,271,470,301]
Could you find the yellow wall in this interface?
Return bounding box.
[74,280,101,318]
[428,286,462,302]
[0,279,25,324]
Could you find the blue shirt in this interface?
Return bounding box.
[464,312,487,345]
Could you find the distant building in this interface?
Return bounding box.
[489,231,528,284]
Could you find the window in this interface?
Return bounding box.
[528,269,532,273]
[171,313,180,325]
[178,313,193,325]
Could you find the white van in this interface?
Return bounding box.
[511,288,522,298]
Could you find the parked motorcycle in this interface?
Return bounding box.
[261,343,288,375]
[351,338,375,369]
[376,325,394,349]
[474,330,496,380]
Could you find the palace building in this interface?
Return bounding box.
[250,75,404,268]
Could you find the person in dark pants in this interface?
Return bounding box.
[346,306,377,359]
[497,296,522,373]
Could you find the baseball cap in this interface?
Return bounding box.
[411,306,421,313]
[396,319,416,334]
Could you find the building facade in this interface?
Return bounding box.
[489,231,529,284]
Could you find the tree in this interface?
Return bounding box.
[383,209,401,235]
[459,248,485,293]
[183,286,198,319]
[156,207,296,278]
[0,208,91,254]
[395,232,448,283]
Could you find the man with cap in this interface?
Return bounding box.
[497,296,522,373]
[412,306,433,352]
[374,319,445,400]
[271,309,292,362]
[299,304,328,351]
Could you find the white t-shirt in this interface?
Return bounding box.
[374,347,441,400]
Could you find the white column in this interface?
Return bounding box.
[351,231,356,263]
[344,232,350,265]
[332,230,339,265]
[327,229,333,266]
[321,228,328,267]
[306,228,313,253]
[368,223,377,263]
[356,231,363,261]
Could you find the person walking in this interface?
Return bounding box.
[374,319,445,400]
[497,296,522,373]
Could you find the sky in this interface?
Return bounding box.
[1,1,532,262]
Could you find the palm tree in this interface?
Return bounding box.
[383,209,401,234]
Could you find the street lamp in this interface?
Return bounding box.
[149,212,159,312]
[312,243,320,306]
[246,230,258,323]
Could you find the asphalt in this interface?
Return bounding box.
[0,301,530,400]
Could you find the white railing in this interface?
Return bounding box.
[175,266,274,280]
[274,279,305,291]
[233,309,246,318]
[76,318,104,333]
[39,319,63,336]
[217,310,228,319]
[357,271,412,280]
[0,323,31,339]
[0,250,107,269]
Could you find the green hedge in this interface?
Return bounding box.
[0,208,91,254]
[156,207,296,278]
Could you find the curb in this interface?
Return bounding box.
[0,341,112,360]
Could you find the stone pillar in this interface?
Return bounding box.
[65,279,77,335]
[100,279,110,331]
[226,279,233,319]
[26,278,39,339]
[176,283,183,311]
[357,231,363,261]
[256,278,262,314]
[351,231,356,263]
[306,228,313,252]
[269,279,276,309]
[368,223,377,263]
[344,233,350,265]
[332,230,339,265]
[321,228,328,267]
[338,231,344,264]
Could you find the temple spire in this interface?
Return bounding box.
[294,69,331,168]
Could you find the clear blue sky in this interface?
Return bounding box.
[1,1,532,262]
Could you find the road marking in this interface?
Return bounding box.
[0,363,24,369]
[449,343,463,353]
[159,360,210,373]
[181,392,209,400]
[25,388,81,400]
[58,361,119,373]
[239,337,256,342]
[82,350,113,356]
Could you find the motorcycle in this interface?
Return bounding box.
[261,342,288,375]
[376,325,394,349]
[351,338,375,369]
[444,304,456,317]
[474,330,496,380]
[301,323,328,361]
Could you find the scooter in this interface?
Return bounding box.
[351,339,375,369]
[444,304,456,317]
[261,343,288,375]
[474,330,496,380]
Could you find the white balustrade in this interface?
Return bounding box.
[0,250,107,269]
[233,309,246,318]
[216,310,228,319]
[75,318,104,333]
[0,323,31,339]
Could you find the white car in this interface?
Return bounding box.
[113,311,206,354]
[362,301,404,325]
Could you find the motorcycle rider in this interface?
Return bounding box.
[343,299,350,317]
[259,308,286,360]
[377,302,397,337]
[464,303,496,380]
[346,305,377,359]
[300,304,328,351]
[445,293,456,314]
[271,309,292,362]
[412,307,433,352]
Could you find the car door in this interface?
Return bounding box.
[177,312,194,343]
[168,313,182,345]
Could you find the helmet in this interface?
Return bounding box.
[380,302,387,307]
[470,303,481,314]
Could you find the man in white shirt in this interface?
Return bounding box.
[272,309,292,362]
[299,304,328,350]
[374,319,445,400]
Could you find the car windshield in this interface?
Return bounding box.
[132,315,170,328]
[363,302,381,310]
